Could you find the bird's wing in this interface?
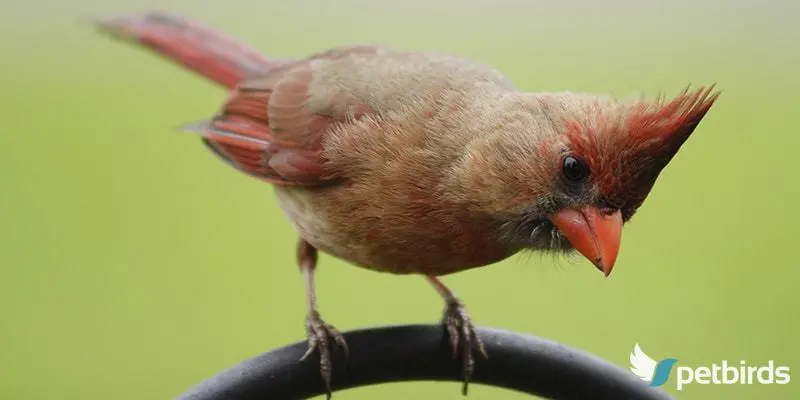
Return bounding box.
[629,342,658,381]
[184,46,381,186]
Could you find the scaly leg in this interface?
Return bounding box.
[426,275,487,395]
[297,239,348,398]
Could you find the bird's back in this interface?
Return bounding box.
[300,46,518,117]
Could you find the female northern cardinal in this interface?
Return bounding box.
[96,11,719,396]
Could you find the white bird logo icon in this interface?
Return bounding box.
[629,342,657,382]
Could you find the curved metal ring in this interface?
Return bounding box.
[176,324,673,400]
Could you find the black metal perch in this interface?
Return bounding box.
[176,324,673,400]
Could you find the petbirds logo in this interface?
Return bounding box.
[630,343,678,387]
[629,342,792,391]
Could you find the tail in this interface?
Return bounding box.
[94,11,287,88]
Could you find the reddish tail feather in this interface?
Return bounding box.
[95,11,287,88]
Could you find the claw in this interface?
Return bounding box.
[442,299,487,395]
[300,311,348,398]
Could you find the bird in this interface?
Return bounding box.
[94,11,719,397]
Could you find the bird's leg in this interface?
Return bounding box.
[297,239,348,398]
[426,275,487,395]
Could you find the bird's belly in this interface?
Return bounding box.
[272,186,514,275]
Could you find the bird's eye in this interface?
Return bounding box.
[561,155,589,182]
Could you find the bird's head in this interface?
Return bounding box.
[471,86,719,276]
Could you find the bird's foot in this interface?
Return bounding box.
[300,310,349,399]
[442,298,487,395]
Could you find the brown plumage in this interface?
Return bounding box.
[96,11,719,397]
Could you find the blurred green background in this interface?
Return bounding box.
[1,0,798,399]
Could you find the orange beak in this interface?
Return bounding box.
[549,206,623,276]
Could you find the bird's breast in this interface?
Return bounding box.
[272,185,515,275]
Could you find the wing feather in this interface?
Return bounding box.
[186,46,379,185]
